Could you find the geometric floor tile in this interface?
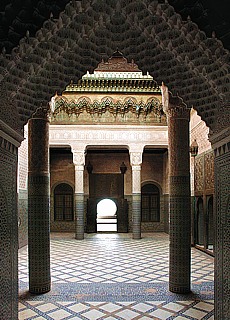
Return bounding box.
[19,232,214,319]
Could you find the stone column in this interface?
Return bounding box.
[28,107,51,294]
[168,98,191,293]
[72,150,85,240]
[162,85,191,293]
[0,122,23,320]
[210,131,230,320]
[130,148,143,239]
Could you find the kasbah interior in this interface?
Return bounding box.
[0,1,229,319]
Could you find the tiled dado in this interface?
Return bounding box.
[19,233,214,319]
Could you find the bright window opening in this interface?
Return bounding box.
[97,199,117,232]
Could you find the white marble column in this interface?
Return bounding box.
[72,149,85,240]
[130,147,143,239]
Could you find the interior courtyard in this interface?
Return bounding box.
[0,1,229,319]
[17,49,215,320]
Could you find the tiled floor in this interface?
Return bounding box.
[19,233,214,319]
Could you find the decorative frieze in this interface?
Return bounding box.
[49,125,168,148]
[51,96,165,125]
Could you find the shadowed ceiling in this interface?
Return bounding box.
[1,0,229,53]
[0,1,229,134]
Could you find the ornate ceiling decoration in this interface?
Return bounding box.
[0,0,229,134]
[94,49,141,72]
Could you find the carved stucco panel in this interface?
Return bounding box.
[49,125,168,148]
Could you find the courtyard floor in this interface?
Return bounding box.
[19,233,214,319]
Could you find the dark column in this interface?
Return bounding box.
[212,138,230,319]
[167,96,191,293]
[28,107,51,294]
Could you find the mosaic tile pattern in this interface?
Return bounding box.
[19,233,214,319]
[0,139,18,320]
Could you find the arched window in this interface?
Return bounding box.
[54,183,74,221]
[141,184,160,222]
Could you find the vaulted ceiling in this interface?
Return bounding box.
[1,0,229,53]
[0,0,229,135]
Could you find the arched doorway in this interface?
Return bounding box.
[54,183,74,221]
[141,183,160,222]
[97,198,117,232]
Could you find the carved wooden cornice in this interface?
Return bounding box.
[65,78,160,93]
[51,96,166,124]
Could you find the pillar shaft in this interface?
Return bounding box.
[73,149,85,240]
[28,107,51,294]
[74,164,85,240]
[132,192,141,239]
[212,139,230,319]
[168,100,191,293]
[130,151,142,239]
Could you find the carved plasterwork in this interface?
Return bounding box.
[204,151,214,191]
[130,152,143,166]
[49,125,168,149]
[190,108,211,155]
[95,50,141,73]
[32,106,51,121]
[51,95,165,125]
[194,155,204,193]
[72,152,85,166]
[168,93,190,121]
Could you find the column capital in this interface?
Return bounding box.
[31,105,51,121]
[72,150,86,166]
[161,83,190,120]
[129,145,143,166]
[168,95,190,120]
[130,152,142,166]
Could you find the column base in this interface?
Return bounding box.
[169,284,191,294]
[29,283,51,294]
[75,233,84,240]
[133,233,141,240]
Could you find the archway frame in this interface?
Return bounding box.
[0,1,229,319]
